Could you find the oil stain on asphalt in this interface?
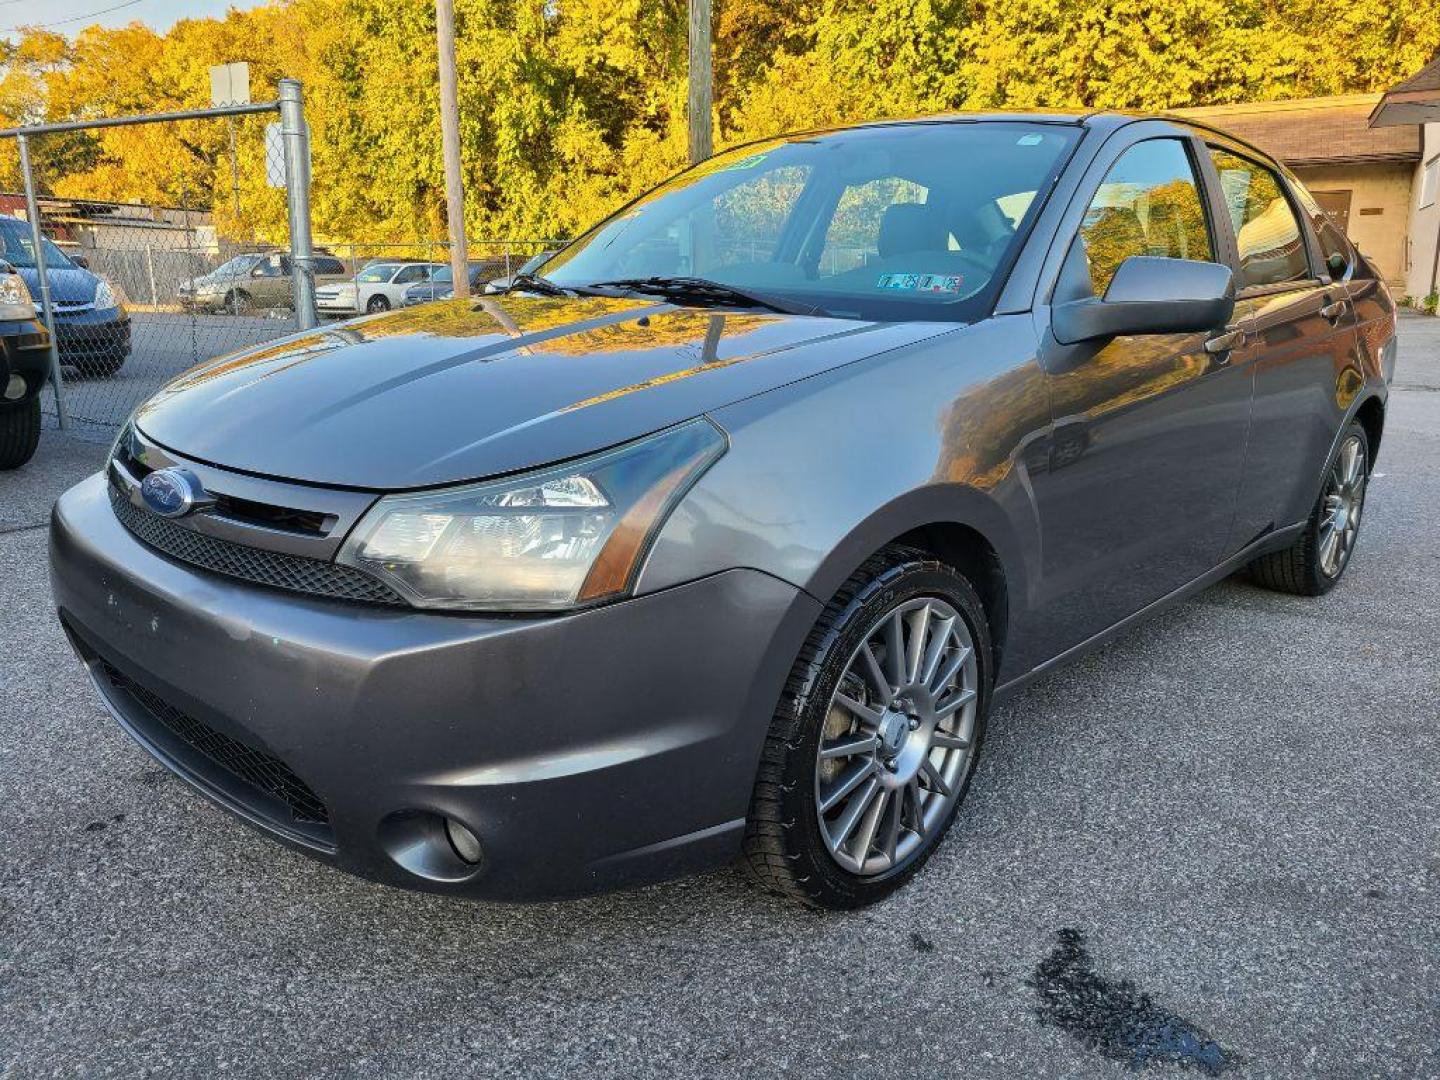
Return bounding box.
[1030,928,1229,1074]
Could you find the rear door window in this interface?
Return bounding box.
[1290,186,1354,281]
[1207,149,1312,289]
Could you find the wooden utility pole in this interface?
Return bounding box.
[436,0,471,298]
[687,0,713,164]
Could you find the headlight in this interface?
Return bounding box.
[93,277,126,310]
[0,272,36,320]
[338,419,727,611]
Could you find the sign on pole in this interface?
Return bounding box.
[209,62,251,107]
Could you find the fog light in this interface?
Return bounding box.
[444,818,483,864]
[3,374,24,401]
[377,809,486,882]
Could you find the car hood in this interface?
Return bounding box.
[135,295,954,490]
[17,266,96,305]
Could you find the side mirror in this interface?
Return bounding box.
[1052,256,1235,345]
[71,254,90,269]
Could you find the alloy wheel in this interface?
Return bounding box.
[813,597,979,877]
[1319,433,1367,578]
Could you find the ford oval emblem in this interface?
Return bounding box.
[140,468,209,518]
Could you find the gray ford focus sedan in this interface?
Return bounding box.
[50,112,1395,908]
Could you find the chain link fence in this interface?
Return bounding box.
[4,84,563,447]
[4,91,310,442]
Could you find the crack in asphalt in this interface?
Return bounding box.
[0,521,48,536]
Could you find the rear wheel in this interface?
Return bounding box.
[1248,421,1370,596]
[0,396,41,470]
[743,546,992,908]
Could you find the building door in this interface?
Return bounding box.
[1312,190,1353,236]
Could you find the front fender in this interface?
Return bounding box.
[636,316,1050,683]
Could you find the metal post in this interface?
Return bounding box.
[145,244,159,307]
[436,0,471,299]
[227,117,242,222]
[16,134,68,428]
[687,0,713,164]
[278,78,317,329]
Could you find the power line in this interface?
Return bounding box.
[2,0,144,31]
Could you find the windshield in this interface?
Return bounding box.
[210,255,258,278]
[358,263,398,283]
[543,122,1080,321]
[0,220,74,269]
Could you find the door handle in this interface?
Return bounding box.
[1320,299,1349,323]
[1204,329,1245,356]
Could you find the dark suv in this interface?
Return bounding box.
[0,257,52,469]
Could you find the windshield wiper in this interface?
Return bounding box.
[502,272,574,297]
[582,276,825,316]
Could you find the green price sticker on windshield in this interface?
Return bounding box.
[716,153,769,172]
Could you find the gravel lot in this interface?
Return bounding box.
[2,315,1437,1078]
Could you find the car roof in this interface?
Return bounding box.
[788,110,1281,167]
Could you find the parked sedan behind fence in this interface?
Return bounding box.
[0,218,130,378]
[317,262,446,316]
[179,252,349,315]
[401,262,494,307]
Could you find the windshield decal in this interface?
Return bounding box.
[877,273,964,294]
[715,152,769,173]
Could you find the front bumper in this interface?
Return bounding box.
[1,318,52,404]
[178,292,221,312]
[50,473,817,899]
[54,307,130,360]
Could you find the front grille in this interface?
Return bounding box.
[99,660,330,827]
[110,485,407,607]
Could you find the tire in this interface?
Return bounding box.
[742,545,993,909]
[0,396,41,470]
[367,294,391,314]
[224,290,252,315]
[1247,420,1370,596]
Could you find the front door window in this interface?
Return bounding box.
[1078,139,1215,295]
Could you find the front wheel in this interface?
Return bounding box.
[0,396,41,470]
[224,289,252,316]
[742,547,992,908]
[1247,421,1370,596]
[366,294,391,314]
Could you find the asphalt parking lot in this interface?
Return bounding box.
[2,315,1437,1078]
